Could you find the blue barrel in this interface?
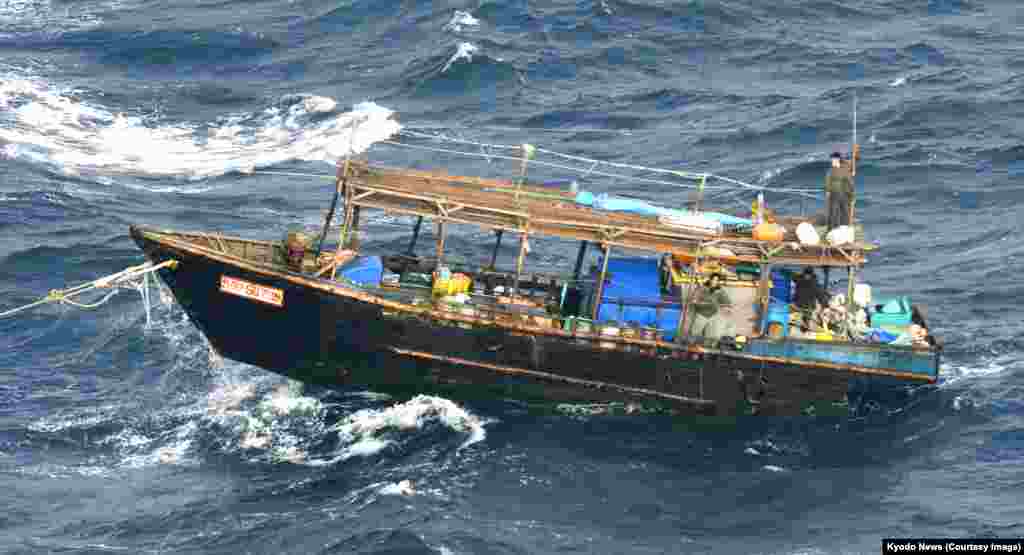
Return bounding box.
[765,303,790,337]
[769,270,793,304]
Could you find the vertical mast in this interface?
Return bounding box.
[850,93,858,224]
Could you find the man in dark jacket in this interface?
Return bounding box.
[792,267,829,330]
[825,152,855,230]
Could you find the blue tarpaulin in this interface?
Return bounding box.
[593,257,682,340]
[339,255,383,286]
[574,191,752,227]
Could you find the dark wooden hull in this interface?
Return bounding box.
[129,225,917,417]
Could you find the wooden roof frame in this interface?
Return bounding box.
[346,161,871,268]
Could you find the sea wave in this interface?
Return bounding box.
[0,77,400,183]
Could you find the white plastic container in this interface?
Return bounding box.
[853,283,872,308]
[826,225,854,246]
[796,222,820,246]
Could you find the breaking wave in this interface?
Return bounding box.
[0,77,400,183]
[443,10,480,33]
[404,42,519,97]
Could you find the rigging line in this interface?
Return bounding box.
[400,129,522,150]
[380,140,725,192]
[248,170,336,180]
[404,128,706,178]
[405,124,638,135]
[398,130,822,196]
[535,146,708,180]
[381,139,823,198]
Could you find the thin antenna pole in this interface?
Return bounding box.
[852,94,857,152]
[850,93,859,225]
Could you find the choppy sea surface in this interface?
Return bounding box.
[2,1,1023,553]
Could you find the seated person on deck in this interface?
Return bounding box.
[686,273,735,346]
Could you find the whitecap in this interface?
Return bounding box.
[379,479,416,496]
[889,76,907,87]
[441,42,479,73]
[762,464,787,472]
[443,10,480,33]
[0,78,401,186]
[307,395,489,466]
[939,357,1011,387]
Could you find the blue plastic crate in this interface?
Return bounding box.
[870,296,912,328]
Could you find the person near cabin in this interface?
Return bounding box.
[792,267,829,329]
[824,151,855,231]
[687,272,735,346]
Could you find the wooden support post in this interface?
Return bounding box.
[338,179,354,248]
[591,243,611,321]
[316,164,346,257]
[489,229,504,270]
[333,180,355,280]
[516,144,534,204]
[758,263,773,336]
[435,220,448,268]
[696,174,706,212]
[572,240,589,282]
[349,206,362,248]
[406,216,423,256]
[847,265,856,313]
[512,230,528,298]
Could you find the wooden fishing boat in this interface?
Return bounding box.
[130,148,941,417]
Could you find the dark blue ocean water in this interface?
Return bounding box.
[2,1,1024,553]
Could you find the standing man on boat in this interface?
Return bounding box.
[824,151,855,230]
[687,273,735,346]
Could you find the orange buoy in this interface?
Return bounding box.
[752,222,785,242]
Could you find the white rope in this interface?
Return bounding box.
[381,140,730,192]
[248,170,336,180]
[401,129,522,150]
[534,145,707,180]
[396,130,822,198]
[0,259,178,321]
[383,139,823,200]
[61,289,120,309]
[407,123,638,135]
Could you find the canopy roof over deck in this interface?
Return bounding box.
[344,160,873,268]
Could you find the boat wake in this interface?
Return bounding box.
[0,76,400,185]
[15,287,491,475]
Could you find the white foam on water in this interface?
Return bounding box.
[379,479,416,496]
[762,465,787,472]
[889,76,907,87]
[0,77,401,185]
[120,420,197,468]
[259,382,322,417]
[307,395,489,466]
[441,42,479,73]
[744,447,761,456]
[443,10,480,33]
[205,382,258,417]
[938,356,1013,387]
[27,405,121,434]
[0,0,124,34]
